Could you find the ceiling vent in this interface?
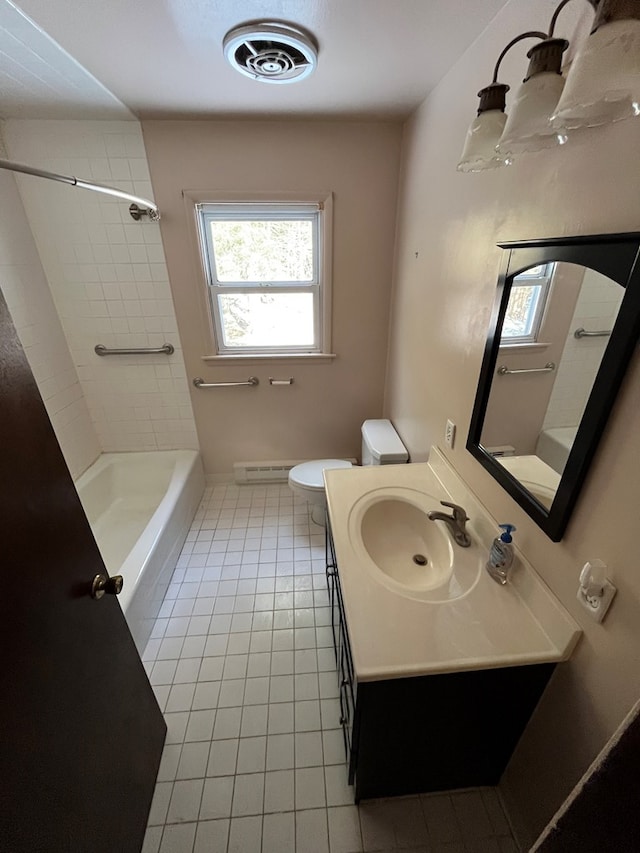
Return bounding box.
[223,22,318,84]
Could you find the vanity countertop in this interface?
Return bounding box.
[324,451,581,682]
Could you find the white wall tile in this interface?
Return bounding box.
[0,128,100,478]
[2,119,198,454]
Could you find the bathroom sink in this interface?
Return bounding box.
[348,487,482,602]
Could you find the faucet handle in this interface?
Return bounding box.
[439,501,469,523]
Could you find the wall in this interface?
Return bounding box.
[385,0,640,847]
[543,268,623,431]
[0,133,99,479]
[142,120,402,477]
[2,119,198,453]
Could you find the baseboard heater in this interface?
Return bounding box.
[233,457,358,484]
[233,460,304,484]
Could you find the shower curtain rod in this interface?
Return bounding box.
[0,157,160,221]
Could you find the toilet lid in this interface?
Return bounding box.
[289,459,352,491]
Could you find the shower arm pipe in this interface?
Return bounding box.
[0,157,160,221]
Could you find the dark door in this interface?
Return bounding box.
[0,288,166,851]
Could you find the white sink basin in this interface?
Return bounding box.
[348,487,482,603]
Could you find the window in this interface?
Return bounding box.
[197,201,328,356]
[502,263,555,344]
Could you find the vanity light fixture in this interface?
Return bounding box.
[457,0,640,172]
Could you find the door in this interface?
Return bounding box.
[0,288,166,851]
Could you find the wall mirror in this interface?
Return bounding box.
[467,233,640,541]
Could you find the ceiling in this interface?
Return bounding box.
[2,0,510,121]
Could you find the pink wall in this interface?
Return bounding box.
[143,120,402,477]
[385,0,640,846]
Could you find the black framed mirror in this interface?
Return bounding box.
[467,233,640,541]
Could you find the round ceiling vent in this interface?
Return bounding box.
[223,22,318,84]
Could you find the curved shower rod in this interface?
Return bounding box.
[0,157,160,221]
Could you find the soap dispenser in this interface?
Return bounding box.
[486,524,516,585]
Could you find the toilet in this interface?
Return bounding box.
[288,419,409,525]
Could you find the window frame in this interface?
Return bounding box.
[500,262,555,346]
[195,198,331,358]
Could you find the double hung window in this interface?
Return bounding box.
[502,263,555,345]
[197,202,326,356]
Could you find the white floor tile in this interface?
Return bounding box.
[295,731,324,768]
[231,772,265,816]
[206,739,239,777]
[199,776,234,820]
[296,766,326,809]
[264,769,295,813]
[227,815,262,853]
[328,805,363,853]
[148,781,173,826]
[166,779,204,824]
[266,733,295,771]
[267,702,294,735]
[262,811,295,853]
[244,676,270,705]
[159,822,197,853]
[240,703,269,737]
[324,764,354,807]
[176,742,209,780]
[142,825,163,853]
[184,710,215,743]
[296,808,330,853]
[212,707,242,740]
[236,736,267,774]
[193,817,229,853]
[147,486,517,852]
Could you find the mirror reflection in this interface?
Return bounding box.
[479,262,623,509]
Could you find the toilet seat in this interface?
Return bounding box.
[288,459,353,490]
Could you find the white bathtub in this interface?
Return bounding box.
[75,450,205,652]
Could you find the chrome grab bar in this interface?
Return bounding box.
[574,327,612,339]
[497,362,555,376]
[193,376,259,388]
[95,343,174,356]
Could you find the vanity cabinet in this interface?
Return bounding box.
[325,517,555,802]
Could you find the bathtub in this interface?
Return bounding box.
[536,425,578,475]
[75,450,205,652]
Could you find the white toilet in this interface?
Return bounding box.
[288,419,409,525]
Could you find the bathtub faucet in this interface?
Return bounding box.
[427,501,471,548]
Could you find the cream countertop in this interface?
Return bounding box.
[323,449,581,682]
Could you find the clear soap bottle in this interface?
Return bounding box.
[486,524,516,585]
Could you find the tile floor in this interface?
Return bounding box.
[141,483,519,853]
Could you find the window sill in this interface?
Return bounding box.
[498,342,551,352]
[201,353,337,365]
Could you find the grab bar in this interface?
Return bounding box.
[574,327,612,339]
[497,362,555,376]
[193,376,259,388]
[95,343,174,356]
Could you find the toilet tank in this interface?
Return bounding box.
[361,419,409,466]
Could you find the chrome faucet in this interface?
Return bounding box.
[427,501,472,548]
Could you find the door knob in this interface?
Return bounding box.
[91,573,124,599]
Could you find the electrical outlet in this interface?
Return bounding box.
[445,419,456,449]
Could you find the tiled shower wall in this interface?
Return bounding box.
[0,134,100,479]
[2,119,198,453]
[543,268,624,431]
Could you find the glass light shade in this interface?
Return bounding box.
[457,110,509,172]
[496,72,566,155]
[552,18,640,130]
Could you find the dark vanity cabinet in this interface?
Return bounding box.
[325,516,556,802]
